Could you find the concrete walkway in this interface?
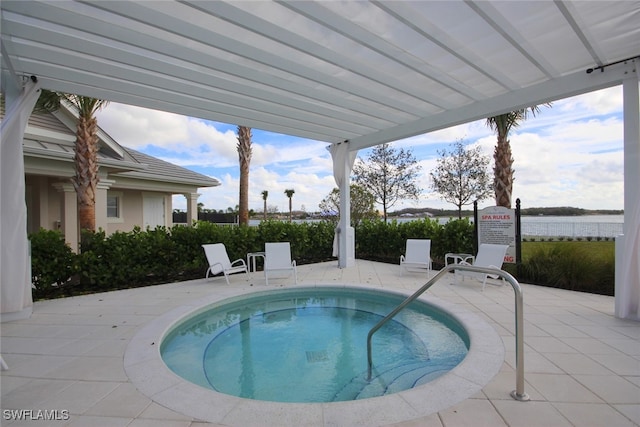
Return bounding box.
[1,260,639,426]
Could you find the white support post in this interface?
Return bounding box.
[338,157,353,268]
[615,64,640,320]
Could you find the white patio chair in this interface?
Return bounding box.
[264,242,297,285]
[202,243,248,285]
[454,243,509,291]
[400,239,432,275]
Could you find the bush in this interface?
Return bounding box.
[29,229,77,295]
[28,220,614,299]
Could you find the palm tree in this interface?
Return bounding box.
[36,91,109,232]
[284,189,295,222]
[237,126,253,226]
[486,105,549,208]
[261,190,268,220]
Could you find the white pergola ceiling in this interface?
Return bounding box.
[1,0,639,151]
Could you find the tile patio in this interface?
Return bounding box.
[1,260,638,426]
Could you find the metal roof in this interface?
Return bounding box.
[1,1,638,151]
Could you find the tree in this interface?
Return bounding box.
[35,90,109,232]
[352,143,421,221]
[261,190,268,220]
[284,189,295,222]
[430,139,493,219]
[319,185,377,226]
[486,105,550,208]
[237,126,253,225]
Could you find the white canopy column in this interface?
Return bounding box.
[329,141,357,268]
[615,65,640,320]
[1,76,40,322]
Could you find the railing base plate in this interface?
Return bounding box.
[511,390,530,401]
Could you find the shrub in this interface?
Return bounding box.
[437,218,474,259]
[29,229,76,295]
[28,220,614,299]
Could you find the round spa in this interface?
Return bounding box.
[124,284,505,425]
[160,286,469,403]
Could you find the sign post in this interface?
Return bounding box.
[477,206,517,264]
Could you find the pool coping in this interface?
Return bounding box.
[124,283,505,426]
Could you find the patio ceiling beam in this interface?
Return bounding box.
[87,1,427,119]
[348,59,636,151]
[370,0,520,93]
[1,7,395,134]
[278,0,478,106]
[466,1,559,79]
[555,1,608,66]
[188,0,453,110]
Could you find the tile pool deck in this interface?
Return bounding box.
[1,259,639,426]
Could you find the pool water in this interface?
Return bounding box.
[161,287,469,403]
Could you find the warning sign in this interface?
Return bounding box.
[478,206,516,264]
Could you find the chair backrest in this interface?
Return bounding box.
[405,239,431,263]
[474,244,509,268]
[265,242,292,269]
[202,243,232,270]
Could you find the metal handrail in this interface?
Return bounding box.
[366,264,530,401]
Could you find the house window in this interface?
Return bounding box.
[107,192,123,222]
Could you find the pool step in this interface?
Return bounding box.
[332,357,461,402]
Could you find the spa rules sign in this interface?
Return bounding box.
[478,206,516,264]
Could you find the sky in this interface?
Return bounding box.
[95,85,624,214]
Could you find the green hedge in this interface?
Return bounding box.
[29,219,614,299]
[355,218,473,266]
[29,221,337,299]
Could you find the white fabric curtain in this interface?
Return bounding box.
[329,141,357,188]
[1,79,40,320]
[616,202,640,320]
[329,142,357,265]
[616,72,640,320]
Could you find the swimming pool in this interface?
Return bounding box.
[160,287,469,403]
[124,283,504,425]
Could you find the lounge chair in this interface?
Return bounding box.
[264,242,297,285]
[202,243,248,284]
[454,243,509,291]
[400,239,432,275]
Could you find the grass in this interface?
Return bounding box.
[514,240,615,295]
[521,240,615,261]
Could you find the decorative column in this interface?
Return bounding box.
[36,177,50,231]
[185,193,200,225]
[95,178,115,233]
[52,183,79,253]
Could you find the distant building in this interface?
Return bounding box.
[2,101,220,252]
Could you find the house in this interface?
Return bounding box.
[2,100,220,252]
